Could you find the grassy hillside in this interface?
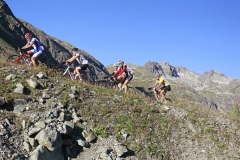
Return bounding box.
[1,60,240,159]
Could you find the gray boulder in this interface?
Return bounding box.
[5,74,17,80]
[36,72,47,79]
[29,145,64,160]
[14,83,24,94]
[26,79,39,89]
[114,143,128,157]
[0,97,6,106]
[35,127,62,151]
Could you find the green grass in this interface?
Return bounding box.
[94,127,109,138]
[232,103,240,116]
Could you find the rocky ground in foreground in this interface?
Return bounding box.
[0,63,240,160]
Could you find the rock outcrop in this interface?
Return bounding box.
[0,0,109,80]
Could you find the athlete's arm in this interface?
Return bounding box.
[66,55,78,63]
[152,81,158,88]
[22,41,34,49]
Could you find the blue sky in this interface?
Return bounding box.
[4,0,240,79]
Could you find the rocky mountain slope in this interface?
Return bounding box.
[0,0,109,80]
[1,60,240,160]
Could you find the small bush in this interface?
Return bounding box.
[232,103,240,116]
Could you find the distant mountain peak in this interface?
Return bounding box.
[201,70,231,85]
[160,61,170,66]
[143,61,179,77]
[204,70,227,77]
